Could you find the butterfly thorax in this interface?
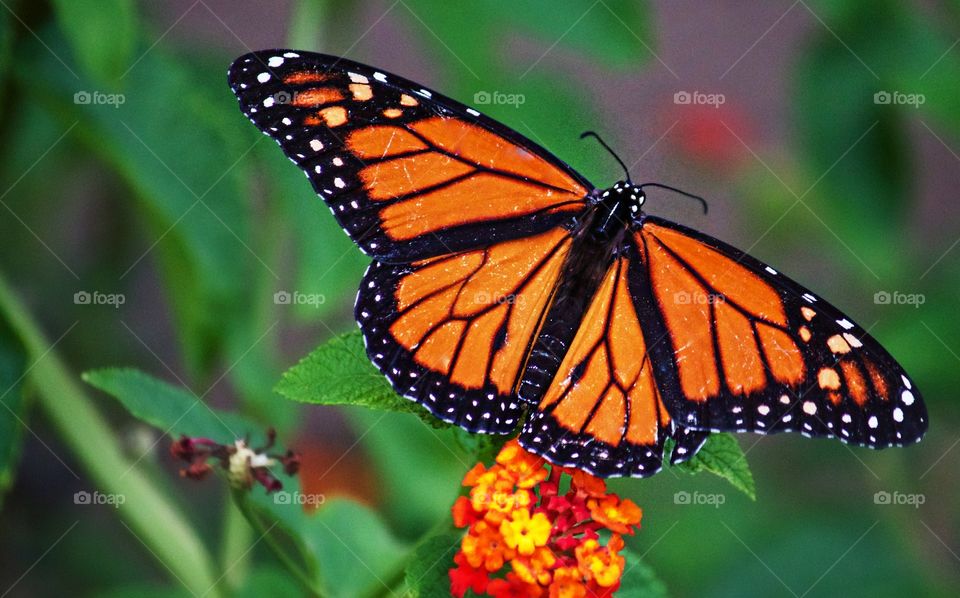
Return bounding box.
[588,181,646,241]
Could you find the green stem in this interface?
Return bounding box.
[231,489,325,597]
[219,498,253,591]
[0,272,222,598]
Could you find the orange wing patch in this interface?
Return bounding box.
[408,118,584,191]
[642,224,805,402]
[360,152,473,200]
[538,259,668,448]
[378,174,580,241]
[649,225,786,324]
[355,117,587,241]
[282,71,328,84]
[291,87,344,107]
[388,227,571,394]
[347,126,428,159]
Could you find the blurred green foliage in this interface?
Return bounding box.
[0,321,27,504]
[0,0,957,596]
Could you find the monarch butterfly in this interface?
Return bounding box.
[229,50,927,478]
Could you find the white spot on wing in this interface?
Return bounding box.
[257,72,270,83]
[843,333,863,348]
[267,56,284,67]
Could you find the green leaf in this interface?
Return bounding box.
[236,566,306,598]
[673,433,756,500]
[792,0,950,281]
[97,586,190,598]
[51,0,138,82]
[511,0,651,69]
[0,319,28,505]
[619,548,669,597]
[402,0,650,70]
[82,368,266,445]
[0,5,12,114]
[15,30,253,374]
[275,330,452,429]
[451,429,509,466]
[404,531,460,597]
[96,566,304,598]
[244,492,408,598]
[345,408,475,536]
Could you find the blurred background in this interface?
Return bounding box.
[0,0,958,596]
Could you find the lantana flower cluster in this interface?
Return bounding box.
[450,440,642,597]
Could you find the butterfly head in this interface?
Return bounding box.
[602,181,646,214]
[590,182,646,240]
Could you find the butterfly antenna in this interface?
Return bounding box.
[639,182,709,215]
[580,131,631,183]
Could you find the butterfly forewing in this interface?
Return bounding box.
[228,50,590,262]
[635,217,927,449]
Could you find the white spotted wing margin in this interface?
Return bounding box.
[633,216,928,450]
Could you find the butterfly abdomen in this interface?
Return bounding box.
[517,206,626,404]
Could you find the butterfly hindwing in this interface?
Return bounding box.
[229,50,590,262]
[356,225,574,433]
[519,246,708,477]
[635,217,927,448]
